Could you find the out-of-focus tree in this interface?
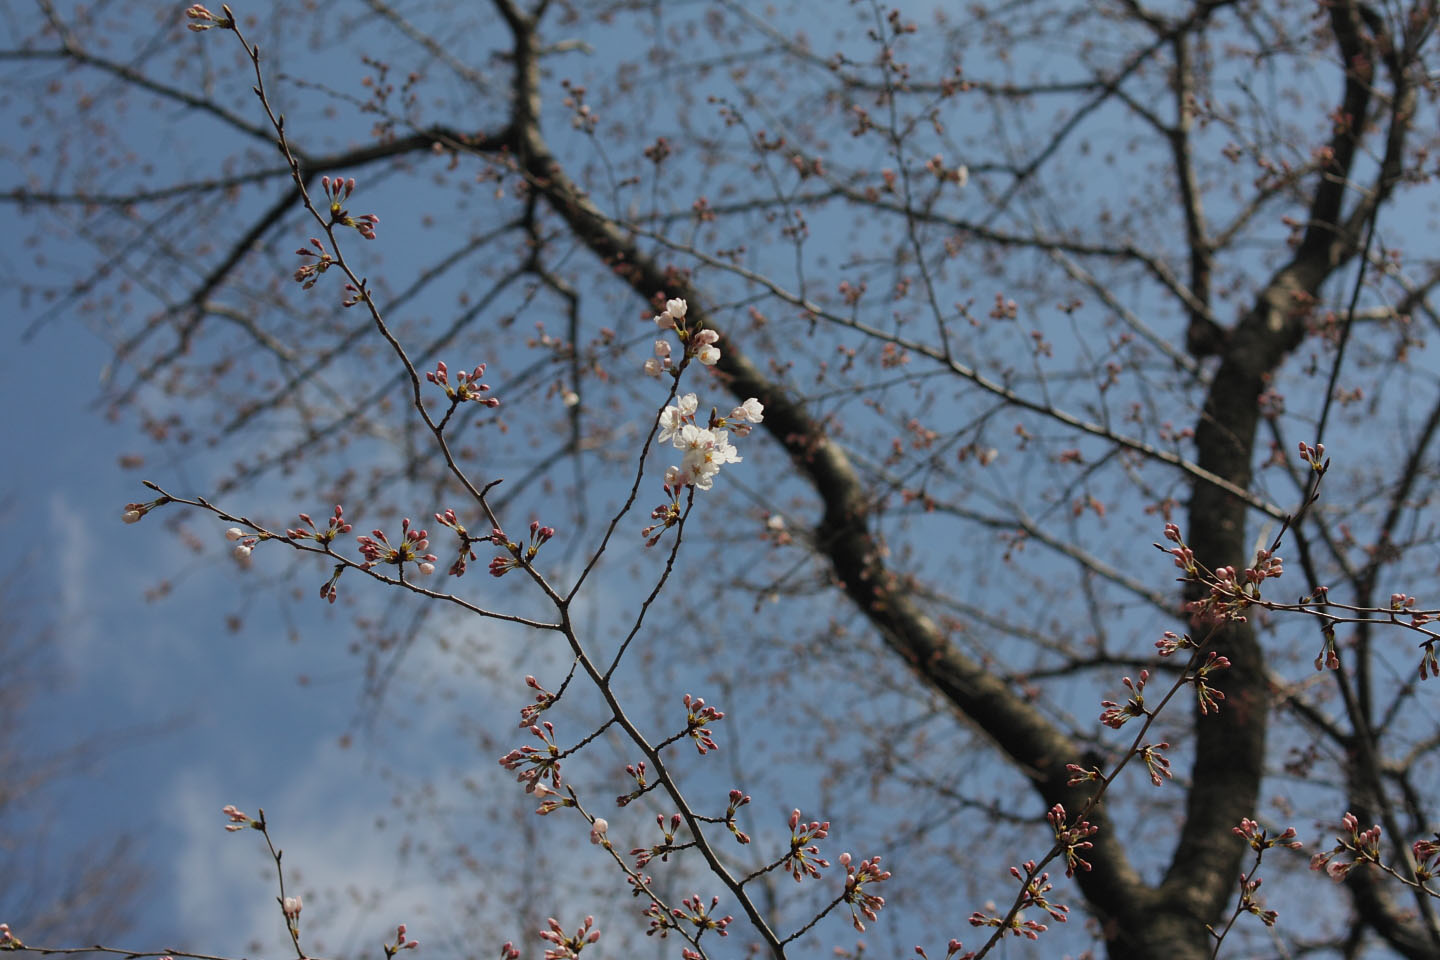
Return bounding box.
[5,0,1440,957]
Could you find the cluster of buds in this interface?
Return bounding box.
[723,789,751,844]
[121,495,172,524]
[517,674,556,727]
[1098,670,1150,730]
[1046,804,1097,877]
[426,361,501,407]
[488,521,556,577]
[498,721,562,793]
[293,238,336,289]
[784,809,831,882]
[1234,871,1278,927]
[185,3,233,30]
[1163,522,1286,624]
[840,852,891,932]
[321,176,379,239]
[1298,440,1329,473]
[969,861,1068,939]
[682,693,724,754]
[1162,523,1197,576]
[221,804,260,832]
[632,813,683,868]
[1139,742,1173,787]
[355,518,437,575]
[616,761,649,807]
[538,916,600,960]
[432,508,479,576]
[1310,812,1383,882]
[1155,630,1196,657]
[383,924,420,959]
[653,893,732,939]
[1412,833,1440,882]
[286,505,352,546]
[1233,818,1302,853]
[642,497,683,548]
[317,564,344,604]
[1386,592,1438,631]
[1386,593,1440,679]
[341,279,368,308]
[1190,651,1231,715]
[643,297,723,376]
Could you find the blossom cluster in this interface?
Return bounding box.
[659,393,763,492]
[644,298,724,376]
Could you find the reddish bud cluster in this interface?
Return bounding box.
[498,721,562,793]
[426,360,501,407]
[382,923,420,959]
[724,789,751,844]
[221,804,258,832]
[293,238,335,289]
[616,761,648,807]
[321,175,380,239]
[1046,804,1097,877]
[1310,811,1383,882]
[488,520,556,577]
[969,860,1067,940]
[538,916,600,960]
[784,809,831,882]
[185,4,233,30]
[840,851,892,932]
[287,504,352,545]
[355,517,437,575]
[1233,818,1302,852]
[631,813,683,869]
[682,693,724,754]
[517,674,556,728]
[1098,670,1150,729]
